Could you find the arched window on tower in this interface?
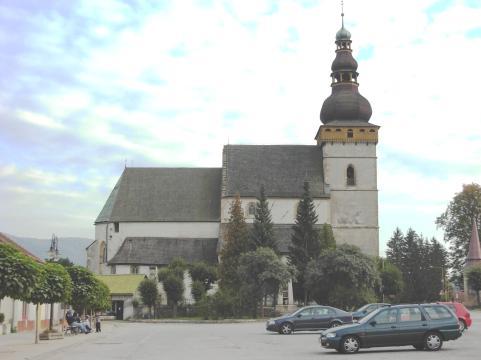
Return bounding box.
[346,165,355,186]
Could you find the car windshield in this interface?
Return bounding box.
[355,304,370,312]
[358,307,383,324]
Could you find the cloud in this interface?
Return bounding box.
[16,110,64,129]
[0,0,480,249]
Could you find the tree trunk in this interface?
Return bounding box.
[49,303,54,331]
[35,304,39,344]
[477,290,480,307]
[173,303,177,318]
[304,289,308,306]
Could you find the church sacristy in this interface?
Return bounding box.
[87,15,380,311]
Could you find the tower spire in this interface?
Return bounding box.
[319,7,372,124]
[341,1,344,27]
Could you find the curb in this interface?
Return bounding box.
[127,319,265,324]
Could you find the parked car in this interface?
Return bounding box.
[319,304,461,354]
[438,301,472,332]
[266,305,353,335]
[352,303,390,321]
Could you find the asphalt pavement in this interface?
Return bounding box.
[0,311,480,360]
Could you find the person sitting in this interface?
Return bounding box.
[72,312,89,334]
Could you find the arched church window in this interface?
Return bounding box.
[369,129,375,133]
[100,241,107,263]
[347,165,355,186]
[347,129,353,138]
[325,128,331,132]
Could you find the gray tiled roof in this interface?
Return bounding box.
[222,145,327,198]
[95,168,222,223]
[218,224,323,255]
[109,237,218,265]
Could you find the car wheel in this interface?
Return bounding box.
[412,344,424,350]
[329,321,341,328]
[424,332,443,351]
[280,322,293,335]
[459,319,466,332]
[340,335,360,354]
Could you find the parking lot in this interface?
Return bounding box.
[1,311,480,360]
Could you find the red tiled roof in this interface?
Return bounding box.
[0,232,44,263]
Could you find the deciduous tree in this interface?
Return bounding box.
[237,247,295,317]
[0,243,40,302]
[305,244,379,309]
[138,278,158,318]
[436,183,481,286]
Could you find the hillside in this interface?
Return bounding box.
[8,234,93,266]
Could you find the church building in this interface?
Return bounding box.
[87,16,380,309]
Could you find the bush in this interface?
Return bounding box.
[191,280,206,303]
[197,291,236,320]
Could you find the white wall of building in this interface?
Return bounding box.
[322,142,379,257]
[96,222,219,263]
[221,197,331,224]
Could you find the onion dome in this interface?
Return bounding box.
[336,26,351,41]
[320,13,372,124]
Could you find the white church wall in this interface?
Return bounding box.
[220,198,330,224]
[95,222,219,263]
[333,227,379,257]
[322,142,379,257]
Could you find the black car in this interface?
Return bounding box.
[352,303,390,321]
[266,305,353,334]
[320,304,461,353]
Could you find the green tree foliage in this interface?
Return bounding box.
[377,259,403,302]
[466,265,481,306]
[51,257,74,267]
[386,228,448,302]
[0,243,41,301]
[288,182,322,304]
[305,244,380,309]
[67,265,110,313]
[237,247,296,317]
[251,185,277,252]
[138,278,158,318]
[197,290,236,320]
[436,183,481,286]
[188,261,217,292]
[319,223,336,251]
[90,279,111,312]
[158,258,186,317]
[29,263,72,330]
[191,280,205,303]
[219,194,250,291]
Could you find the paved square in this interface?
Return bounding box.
[1,311,480,359]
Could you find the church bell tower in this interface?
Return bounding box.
[315,11,379,256]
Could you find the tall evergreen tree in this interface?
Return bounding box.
[219,194,250,291]
[288,182,322,305]
[251,185,277,252]
[387,228,448,302]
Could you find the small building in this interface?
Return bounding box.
[464,220,481,306]
[0,233,63,334]
[96,274,146,320]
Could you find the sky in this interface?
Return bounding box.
[0,0,480,255]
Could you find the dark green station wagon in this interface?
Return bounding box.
[320,304,461,354]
